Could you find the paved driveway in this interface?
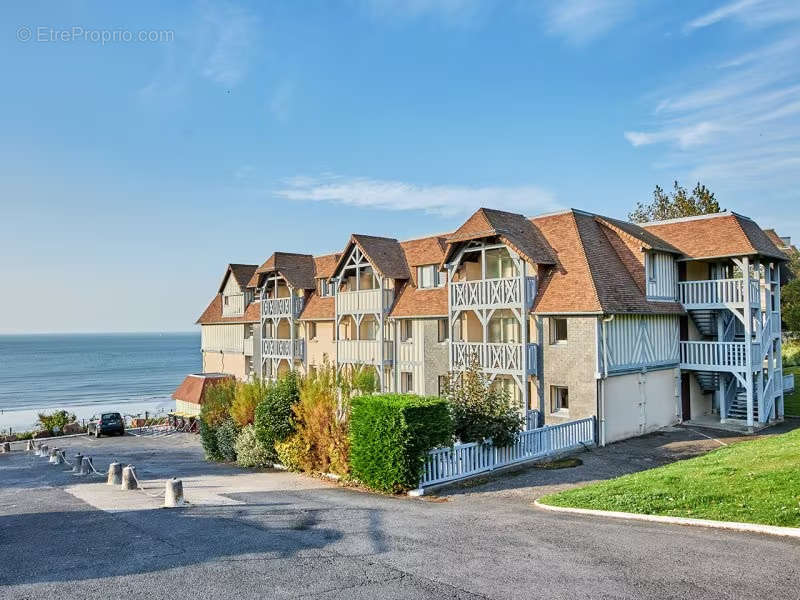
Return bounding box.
[1,430,798,600]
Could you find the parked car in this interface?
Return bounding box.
[87,412,125,438]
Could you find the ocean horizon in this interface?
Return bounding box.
[0,332,200,432]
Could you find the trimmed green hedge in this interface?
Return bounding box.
[254,372,300,460]
[349,393,453,493]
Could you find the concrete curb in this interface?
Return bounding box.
[532,500,800,538]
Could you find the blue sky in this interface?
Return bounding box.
[2,0,799,333]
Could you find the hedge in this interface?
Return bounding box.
[349,393,453,493]
[254,372,300,460]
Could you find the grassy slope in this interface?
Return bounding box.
[539,428,800,527]
[785,366,800,417]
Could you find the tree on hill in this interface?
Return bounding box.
[629,181,722,223]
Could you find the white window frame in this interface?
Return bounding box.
[401,371,413,393]
[308,321,317,340]
[550,386,569,415]
[437,318,449,343]
[550,317,568,344]
[400,320,413,343]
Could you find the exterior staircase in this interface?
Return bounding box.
[693,371,719,392]
[726,388,759,421]
[688,309,717,336]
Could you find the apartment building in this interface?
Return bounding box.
[195,264,260,380]
[197,208,791,443]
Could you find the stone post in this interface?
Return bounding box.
[121,465,137,490]
[107,462,122,486]
[79,456,92,475]
[1,442,10,453]
[164,478,184,508]
[72,453,83,473]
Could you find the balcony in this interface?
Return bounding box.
[262,338,304,360]
[678,278,759,310]
[336,339,394,366]
[262,296,304,319]
[679,341,759,372]
[221,293,245,317]
[450,277,528,310]
[335,289,394,316]
[451,341,537,376]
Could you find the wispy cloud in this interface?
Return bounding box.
[625,5,800,194]
[545,0,637,45]
[685,0,800,32]
[356,0,493,27]
[138,1,259,102]
[274,174,560,217]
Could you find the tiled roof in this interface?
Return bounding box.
[389,235,449,318]
[218,264,258,294]
[314,253,341,279]
[195,294,260,325]
[442,208,556,268]
[298,293,335,320]
[642,212,786,261]
[251,252,317,290]
[594,216,681,254]
[172,373,234,405]
[530,210,684,315]
[331,234,411,280]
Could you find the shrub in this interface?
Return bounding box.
[783,340,800,367]
[254,371,300,460]
[291,364,350,475]
[215,418,239,462]
[200,420,223,461]
[37,410,77,434]
[230,379,268,427]
[275,433,308,472]
[200,378,236,427]
[349,393,453,493]
[443,361,523,448]
[234,424,273,468]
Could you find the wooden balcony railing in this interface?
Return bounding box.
[335,289,394,316]
[262,296,304,319]
[262,338,304,360]
[451,341,537,375]
[678,278,759,308]
[679,341,756,371]
[336,339,394,365]
[450,277,529,309]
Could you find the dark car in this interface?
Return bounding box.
[87,412,125,437]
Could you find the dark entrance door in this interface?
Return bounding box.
[681,373,691,421]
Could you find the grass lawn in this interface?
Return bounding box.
[539,428,800,527]
[785,365,800,417]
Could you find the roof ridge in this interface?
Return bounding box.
[640,211,731,227]
[569,212,603,312]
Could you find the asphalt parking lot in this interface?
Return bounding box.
[1,430,799,599]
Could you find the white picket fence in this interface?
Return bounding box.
[417,416,596,490]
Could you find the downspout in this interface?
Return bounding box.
[599,314,615,447]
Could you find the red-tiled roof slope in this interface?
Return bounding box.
[314,253,341,280]
[530,210,683,315]
[331,234,411,280]
[250,252,316,290]
[390,235,449,318]
[218,264,258,294]
[642,213,786,261]
[195,294,259,324]
[299,293,335,320]
[172,373,234,405]
[442,208,556,268]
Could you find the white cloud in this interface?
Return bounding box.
[685,0,800,32]
[625,122,721,149]
[274,174,560,217]
[199,2,259,86]
[545,0,636,45]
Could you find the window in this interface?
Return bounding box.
[485,248,517,279]
[417,265,444,289]
[437,318,449,342]
[550,318,568,344]
[401,371,413,393]
[223,296,229,306]
[308,321,317,340]
[318,279,335,297]
[647,254,656,281]
[438,375,448,396]
[550,386,569,414]
[400,320,413,342]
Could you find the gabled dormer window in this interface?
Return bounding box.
[318,279,335,297]
[417,265,445,289]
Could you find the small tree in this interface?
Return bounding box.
[254,371,300,460]
[629,181,721,223]
[782,279,800,333]
[442,360,523,448]
[230,378,268,427]
[37,410,76,434]
[199,378,236,461]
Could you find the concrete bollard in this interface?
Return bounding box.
[79,456,92,476]
[48,448,59,464]
[40,444,49,458]
[26,440,35,452]
[72,453,83,473]
[121,465,137,490]
[164,478,184,508]
[50,449,63,465]
[107,462,122,486]
[1,442,10,453]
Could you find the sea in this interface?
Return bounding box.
[0,332,200,433]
